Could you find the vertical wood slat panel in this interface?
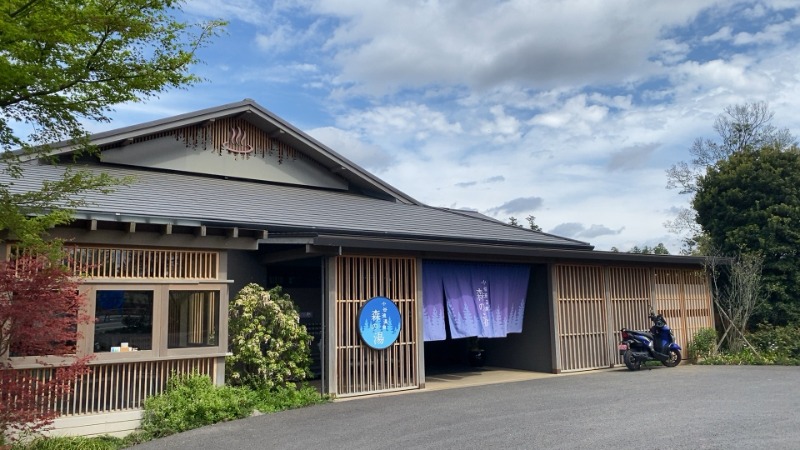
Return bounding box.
[334,256,418,397]
[653,269,714,352]
[608,267,651,365]
[555,265,609,371]
[3,358,217,417]
[35,246,221,280]
[556,265,714,372]
[653,269,687,351]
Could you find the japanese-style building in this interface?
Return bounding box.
[0,99,713,437]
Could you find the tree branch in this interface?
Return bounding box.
[8,0,42,18]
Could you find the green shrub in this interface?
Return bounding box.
[746,323,800,361]
[227,284,313,390]
[688,327,718,361]
[141,373,255,438]
[253,383,329,413]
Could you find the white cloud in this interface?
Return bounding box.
[335,103,463,143]
[702,26,734,43]
[95,0,800,255]
[608,143,660,172]
[549,223,625,239]
[307,126,396,172]
[182,0,271,25]
[308,0,720,95]
[478,106,521,143]
[732,16,800,45]
[487,197,545,215]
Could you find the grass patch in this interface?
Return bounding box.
[9,432,155,450]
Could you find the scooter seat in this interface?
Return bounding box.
[625,329,653,339]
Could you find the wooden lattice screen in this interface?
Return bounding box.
[6,245,219,280]
[653,269,714,353]
[609,267,653,365]
[65,246,219,280]
[335,256,418,397]
[555,265,609,371]
[555,264,713,372]
[4,358,217,416]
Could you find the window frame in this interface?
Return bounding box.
[84,283,160,362]
[160,284,228,357]
[79,282,228,362]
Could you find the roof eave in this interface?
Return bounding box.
[266,233,709,265]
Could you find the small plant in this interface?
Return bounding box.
[141,373,255,438]
[687,328,718,362]
[252,383,329,413]
[11,435,126,450]
[226,284,312,390]
[699,347,772,365]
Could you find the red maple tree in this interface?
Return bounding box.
[0,256,93,439]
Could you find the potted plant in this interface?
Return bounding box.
[467,337,486,367]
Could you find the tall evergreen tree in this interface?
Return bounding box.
[694,145,800,325]
[665,102,796,254]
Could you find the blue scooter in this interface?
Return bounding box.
[618,312,682,370]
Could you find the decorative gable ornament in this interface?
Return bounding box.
[221,126,254,155]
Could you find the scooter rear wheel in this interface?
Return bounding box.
[623,349,641,371]
[662,349,682,367]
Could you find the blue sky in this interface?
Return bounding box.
[96,0,800,252]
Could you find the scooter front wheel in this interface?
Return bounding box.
[623,349,641,371]
[662,349,682,367]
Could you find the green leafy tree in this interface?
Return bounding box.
[630,243,670,254]
[1,1,223,440]
[652,243,670,255]
[525,215,542,232]
[1,0,224,254]
[509,215,542,231]
[694,145,800,325]
[665,102,796,254]
[227,284,313,390]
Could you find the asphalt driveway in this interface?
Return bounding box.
[131,365,800,450]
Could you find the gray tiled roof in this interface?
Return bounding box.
[8,163,591,249]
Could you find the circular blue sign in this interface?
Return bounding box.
[358,296,402,350]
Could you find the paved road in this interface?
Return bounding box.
[132,365,800,449]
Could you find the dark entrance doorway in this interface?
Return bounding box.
[422,263,554,377]
[265,257,325,379]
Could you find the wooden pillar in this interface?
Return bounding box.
[548,264,561,373]
[415,257,426,388]
[325,256,337,396]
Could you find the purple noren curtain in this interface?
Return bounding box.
[422,261,530,341]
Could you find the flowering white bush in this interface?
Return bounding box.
[226,284,312,390]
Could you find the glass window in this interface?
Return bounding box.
[168,291,219,348]
[94,290,153,352]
